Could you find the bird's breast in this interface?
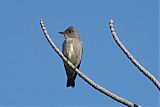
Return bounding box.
[68,44,75,60]
[63,38,82,66]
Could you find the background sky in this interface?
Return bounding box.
[0,0,159,107]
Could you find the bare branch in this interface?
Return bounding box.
[40,19,141,107]
[109,19,160,91]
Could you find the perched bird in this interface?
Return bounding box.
[59,26,83,88]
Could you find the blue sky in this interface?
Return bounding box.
[0,0,159,107]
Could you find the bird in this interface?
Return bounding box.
[59,26,83,88]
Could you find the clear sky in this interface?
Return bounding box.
[0,0,159,107]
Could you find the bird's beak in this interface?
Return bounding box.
[58,32,65,35]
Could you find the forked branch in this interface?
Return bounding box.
[40,19,141,107]
[109,19,160,91]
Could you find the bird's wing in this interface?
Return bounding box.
[77,41,83,69]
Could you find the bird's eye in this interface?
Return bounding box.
[68,30,73,33]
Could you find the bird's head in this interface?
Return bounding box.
[59,26,80,40]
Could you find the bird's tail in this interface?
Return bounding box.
[66,78,75,88]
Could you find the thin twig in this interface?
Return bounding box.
[109,19,160,91]
[40,19,141,107]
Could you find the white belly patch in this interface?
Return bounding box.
[68,44,74,60]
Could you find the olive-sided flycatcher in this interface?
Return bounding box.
[59,26,83,88]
